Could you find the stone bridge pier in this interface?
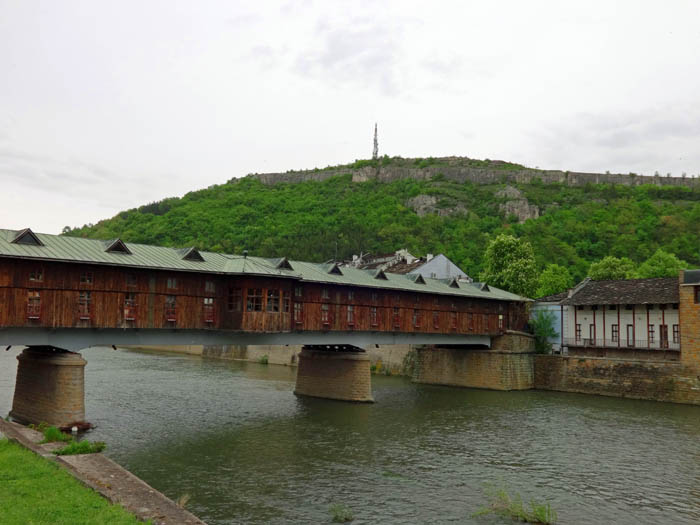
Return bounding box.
[294,345,374,402]
[413,331,536,391]
[10,346,86,427]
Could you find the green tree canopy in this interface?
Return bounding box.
[588,256,636,280]
[535,264,574,298]
[636,249,687,279]
[480,234,537,297]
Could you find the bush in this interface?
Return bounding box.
[329,503,354,523]
[40,426,72,444]
[258,355,269,365]
[531,309,557,354]
[54,440,106,456]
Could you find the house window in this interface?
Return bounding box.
[673,324,680,343]
[228,287,242,312]
[589,324,596,342]
[347,305,355,326]
[124,293,137,321]
[348,290,354,301]
[659,324,669,348]
[78,291,91,320]
[165,295,177,322]
[247,289,263,312]
[393,307,400,328]
[498,314,504,330]
[646,304,654,311]
[321,304,330,325]
[467,313,474,331]
[371,292,378,302]
[611,324,619,342]
[414,294,420,304]
[433,311,439,329]
[413,309,421,328]
[370,307,378,327]
[27,290,41,319]
[577,306,584,311]
[433,296,439,305]
[126,273,137,287]
[167,278,177,289]
[609,305,617,311]
[294,286,303,298]
[29,268,43,282]
[575,324,581,342]
[625,304,634,310]
[293,302,303,324]
[203,297,215,323]
[321,288,330,300]
[648,325,655,344]
[659,304,667,311]
[266,290,280,312]
[451,312,458,330]
[80,272,93,285]
[282,291,290,313]
[672,303,679,310]
[627,324,635,347]
[205,280,216,293]
[591,305,598,311]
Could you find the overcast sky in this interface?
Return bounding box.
[2,1,700,234]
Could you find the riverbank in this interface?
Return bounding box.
[0,419,205,525]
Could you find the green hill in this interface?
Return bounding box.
[65,160,700,282]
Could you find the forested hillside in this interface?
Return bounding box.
[65,171,700,283]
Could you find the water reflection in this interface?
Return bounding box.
[1,347,699,524]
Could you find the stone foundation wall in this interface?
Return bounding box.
[294,349,373,402]
[534,355,700,405]
[10,348,87,426]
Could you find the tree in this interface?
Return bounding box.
[535,264,573,298]
[530,309,558,353]
[588,256,636,280]
[480,234,537,297]
[636,249,687,279]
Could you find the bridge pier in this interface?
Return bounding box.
[294,345,374,402]
[413,331,536,391]
[10,346,87,427]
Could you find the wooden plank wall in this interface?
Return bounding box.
[0,259,528,335]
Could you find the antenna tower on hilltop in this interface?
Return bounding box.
[372,123,378,160]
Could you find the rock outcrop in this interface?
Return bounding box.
[406,194,467,217]
[497,185,540,223]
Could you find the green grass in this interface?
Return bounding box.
[329,503,354,522]
[474,487,557,524]
[39,426,72,444]
[0,438,145,524]
[54,440,107,456]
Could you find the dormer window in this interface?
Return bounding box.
[181,247,205,262]
[327,263,343,275]
[12,228,43,246]
[275,257,294,270]
[374,270,388,280]
[105,239,131,254]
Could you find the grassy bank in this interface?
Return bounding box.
[0,438,145,524]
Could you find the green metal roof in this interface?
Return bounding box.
[0,228,529,302]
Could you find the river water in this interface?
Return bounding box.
[1,346,699,524]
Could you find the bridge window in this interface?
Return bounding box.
[294,286,303,298]
[450,311,457,330]
[126,273,137,287]
[78,291,91,320]
[203,297,215,323]
[247,289,263,312]
[393,307,400,328]
[321,304,330,325]
[205,281,215,294]
[433,311,439,329]
[294,302,303,324]
[167,278,177,290]
[413,309,421,329]
[266,290,280,312]
[321,288,330,300]
[347,305,355,326]
[29,268,43,282]
[27,291,41,320]
[348,290,354,301]
[165,296,177,322]
[282,291,290,313]
[228,287,242,312]
[124,293,137,321]
[370,307,378,327]
[80,272,93,285]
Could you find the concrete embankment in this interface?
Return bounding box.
[0,419,205,525]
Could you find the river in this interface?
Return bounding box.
[1,346,699,524]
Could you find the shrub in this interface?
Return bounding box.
[329,503,354,523]
[531,310,557,354]
[40,426,72,444]
[54,440,106,456]
[258,355,269,365]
